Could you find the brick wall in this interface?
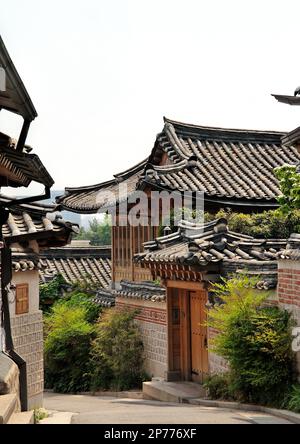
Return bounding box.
[278,263,300,319]
[207,327,229,374]
[116,298,168,378]
[278,260,300,378]
[11,311,44,409]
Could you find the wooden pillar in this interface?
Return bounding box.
[179,289,191,381]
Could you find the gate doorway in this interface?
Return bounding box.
[167,283,209,383]
[190,291,208,383]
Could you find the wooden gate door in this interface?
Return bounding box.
[190,291,208,383]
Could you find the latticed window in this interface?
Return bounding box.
[15,284,29,315]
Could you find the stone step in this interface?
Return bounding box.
[143,380,207,403]
[0,394,18,424]
[39,411,74,424]
[7,410,35,425]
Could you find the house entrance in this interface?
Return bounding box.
[167,283,208,383]
[189,290,208,383]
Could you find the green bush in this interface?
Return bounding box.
[57,292,102,324]
[44,297,147,393]
[204,373,238,401]
[207,275,295,407]
[285,385,300,413]
[44,303,95,393]
[205,209,300,239]
[90,308,146,391]
[40,274,67,312]
[34,408,49,423]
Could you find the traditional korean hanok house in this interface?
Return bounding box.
[58,117,300,285]
[134,218,284,383]
[57,117,300,380]
[0,36,59,420]
[1,198,79,410]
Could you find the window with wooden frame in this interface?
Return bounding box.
[113,226,119,266]
[15,284,29,315]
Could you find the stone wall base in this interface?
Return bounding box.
[11,311,44,408]
[116,298,168,379]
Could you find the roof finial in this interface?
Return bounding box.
[294,86,300,97]
[163,226,172,237]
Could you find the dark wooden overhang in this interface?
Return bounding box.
[0,37,54,189]
[272,94,300,106]
[0,135,54,188]
[140,179,280,212]
[140,261,217,282]
[0,36,37,121]
[41,244,111,260]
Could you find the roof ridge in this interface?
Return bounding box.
[0,195,58,214]
[59,159,147,196]
[114,159,148,179]
[163,116,287,136]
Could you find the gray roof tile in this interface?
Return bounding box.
[39,246,111,289]
[56,118,300,213]
[135,218,286,267]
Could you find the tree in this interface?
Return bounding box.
[40,274,68,312]
[274,165,300,214]
[75,214,112,245]
[205,208,300,239]
[44,303,95,393]
[90,308,146,391]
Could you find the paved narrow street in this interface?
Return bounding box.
[43,392,293,425]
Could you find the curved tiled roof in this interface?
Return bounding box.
[12,256,39,272]
[56,160,147,213]
[115,280,166,302]
[93,288,116,307]
[39,256,111,288]
[57,118,300,213]
[143,118,300,202]
[39,245,111,289]
[1,202,80,274]
[0,198,79,247]
[135,218,286,267]
[94,280,166,308]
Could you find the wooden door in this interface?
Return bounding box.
[190,291,208,383]
[171,290,181,371]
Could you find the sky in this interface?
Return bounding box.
[1,0,300,195]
